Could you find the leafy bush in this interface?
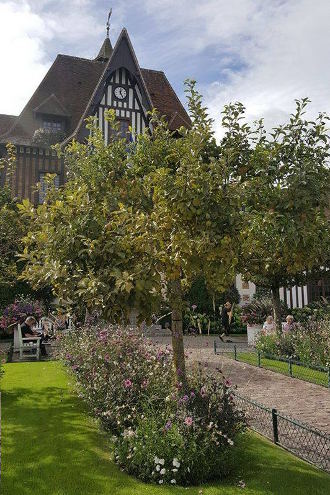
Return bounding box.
[0,296,45,334]
[242,298,287,325]
[291,300,330,324]
[255,318,330,366]
[183,304,246,335]
[60,326,245,485]
[242,298,273,325]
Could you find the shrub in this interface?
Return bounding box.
[291,319,330,367]
[255,317,330,366]
[115,365,244,485]
[60,325,245,485]
[242,298,273,325]
[60,326,173,433]
[291,300,330,324]
[0,296,45,334]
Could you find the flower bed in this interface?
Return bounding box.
[60,326,245,486]
[255,318,330,367]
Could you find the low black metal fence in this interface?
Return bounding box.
[234,393,330,472]
[214,341,330,388]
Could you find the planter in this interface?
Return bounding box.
[247,324,262,346]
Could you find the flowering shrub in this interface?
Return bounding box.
[0,296,44,331]
[242,298,287,325]
[60,326,245,485]
[256,318,330,367]
[241,298,273,325]
[60,326,173,433]
[291,300,330,324]
[115,369,244,485]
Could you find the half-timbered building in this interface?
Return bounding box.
[0,27,190,204]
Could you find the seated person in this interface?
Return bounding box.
[282,315,295,334]
[262,315,275,334]
[20,316,48,356]
[20,316,37,337]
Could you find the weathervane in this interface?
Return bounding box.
[106,8,112,38]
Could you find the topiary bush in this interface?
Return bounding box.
[60,325,245,485]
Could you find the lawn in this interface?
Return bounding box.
[1,361,329,495]
[234,352,328,387]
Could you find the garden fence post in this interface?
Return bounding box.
[258,351,261,367]
[272,408,279,444]
[214,340,217,355]
[289,359,293,377]
[234,345,237,361]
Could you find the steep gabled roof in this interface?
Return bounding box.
[140,69,191,130]
[0,114,17,135]
[0,29,191,146]
[0,55,106,145]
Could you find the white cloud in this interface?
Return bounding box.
[0,1,50,115]
[141,0,330,139]
[0,0,109,115]
[1,0,330,140]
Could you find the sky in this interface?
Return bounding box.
[1,0,330,140]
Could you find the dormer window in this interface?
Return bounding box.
[43,119,63,132]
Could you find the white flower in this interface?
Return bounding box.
[160,468,166,475]
[171,479,177,484]
[154,456,160,464]
[173,458,180,468]
[172,468,178,473]
[159,480,163,484]
[228,439,234,446]
[159,458,165,465]
[156,465,160,472]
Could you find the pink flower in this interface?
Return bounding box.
[184,416,193,426]
[124,379,132,389]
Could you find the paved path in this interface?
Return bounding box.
[150,335,330,433]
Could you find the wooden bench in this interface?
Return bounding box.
[14,324,41,361]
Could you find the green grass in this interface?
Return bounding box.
[1,362,329,495]
[235,352,328,387]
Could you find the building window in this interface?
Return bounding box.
[39,173,60,204]
[43,120,63,132]
[118,118,130,140]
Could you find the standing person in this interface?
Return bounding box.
[220,301,232,340]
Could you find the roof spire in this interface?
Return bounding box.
[106,8,112,38]
[95,8,113,61]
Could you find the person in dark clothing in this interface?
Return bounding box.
[20,316,47,356]
[220,301,232,340]
[20,316,37,337]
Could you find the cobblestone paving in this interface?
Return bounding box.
[150,335,330,433]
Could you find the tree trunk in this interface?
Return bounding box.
[271,286,282,333]
[169,278,187,386]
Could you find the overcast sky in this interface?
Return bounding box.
[1,0,330,139]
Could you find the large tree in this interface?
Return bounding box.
[20,83,241,382]
[236,99,330,330]
[0,145,26,289]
